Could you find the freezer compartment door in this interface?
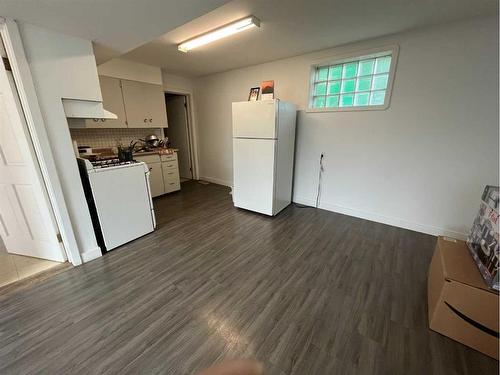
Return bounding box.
[233,138,276,215]
[232,100,277,139]
[89,165,154,250]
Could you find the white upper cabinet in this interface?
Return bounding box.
[85,76,127,128]
[68,76,168,129]
[121,80,168,128]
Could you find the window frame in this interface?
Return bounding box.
[307,45,399,113]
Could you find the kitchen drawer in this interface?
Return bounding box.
[164,180,180,193]
[160,153,177,162]
[163,166,179,181]
[134,154,161,164]
[162,165,180,193]
[162,160,178,171]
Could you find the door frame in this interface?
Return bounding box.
[0,18,82,265]
[164,89,199,180]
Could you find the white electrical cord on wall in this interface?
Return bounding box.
[315,153,324,208]
[293,152,325,210]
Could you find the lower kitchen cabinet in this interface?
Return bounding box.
[135,152,181,197]
[162,164,181,193]
[148,162,165,197]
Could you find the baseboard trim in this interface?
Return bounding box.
[293,196,467,240]
[80,247,102,263]
[199,176,232,187]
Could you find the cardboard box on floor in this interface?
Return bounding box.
[428,236,499,360]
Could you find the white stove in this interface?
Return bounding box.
[77,157,156,253]
[80,157,138,169]
[90,158,136,169]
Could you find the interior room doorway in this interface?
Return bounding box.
[165,93,194,181]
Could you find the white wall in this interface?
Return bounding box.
[98,58,162,84]
[18,22,102,262]
[193,15,499,238]
[98,59,195,92]
[162,71,195,93]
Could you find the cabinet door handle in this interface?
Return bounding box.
[93,118,98,122]
[101,119,105,122]
[149,167,152,171]
[169,183,175,185]
[144,118,148,123]
[149,118,153,123]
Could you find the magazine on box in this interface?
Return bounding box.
[466,185,499,291]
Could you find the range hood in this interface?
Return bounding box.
[62,98,117,119]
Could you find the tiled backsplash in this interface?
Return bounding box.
[70,128,164,148]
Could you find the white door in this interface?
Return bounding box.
[0,54,66,261]
[232,138,276,215]
[232,100,277,139]
[165,95,192,179]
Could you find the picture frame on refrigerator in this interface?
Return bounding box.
[248,87,260,101]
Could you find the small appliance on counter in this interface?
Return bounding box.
[78,145,93,154]
[76,145,102,161]
[77,157,156,253]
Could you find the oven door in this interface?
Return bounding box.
[89,164,155,250]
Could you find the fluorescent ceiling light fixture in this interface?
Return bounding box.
[178,16,260,52]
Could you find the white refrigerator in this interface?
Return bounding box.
[232,99,297,216]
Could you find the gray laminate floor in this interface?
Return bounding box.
[0,181,497,374]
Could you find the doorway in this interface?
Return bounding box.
[165,93,194,181]
[0,33,65,287]
[0,236,62,288]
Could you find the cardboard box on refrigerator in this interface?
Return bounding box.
[428,236,499,359]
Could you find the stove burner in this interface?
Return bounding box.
[91,158,136,169]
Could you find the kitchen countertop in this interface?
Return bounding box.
[133,148,178,156]
[88,147,178,158]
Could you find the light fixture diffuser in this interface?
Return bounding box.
[178,16,260,52]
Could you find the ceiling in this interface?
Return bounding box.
[0,0,232,59]
[121,0,498,77]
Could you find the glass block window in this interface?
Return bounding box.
[310,51,395,110]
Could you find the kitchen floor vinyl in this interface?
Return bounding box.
[0,181,497,374]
